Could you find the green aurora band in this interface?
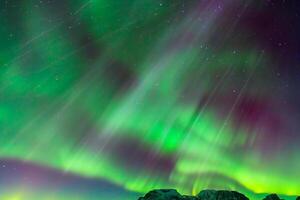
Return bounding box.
[0,0,299,199]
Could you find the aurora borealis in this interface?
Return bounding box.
[1,0,300,199]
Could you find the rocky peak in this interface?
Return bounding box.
[138,189,296,200]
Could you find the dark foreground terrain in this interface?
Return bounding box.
[138,189,300,200]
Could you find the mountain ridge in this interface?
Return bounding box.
[138,189,300,200]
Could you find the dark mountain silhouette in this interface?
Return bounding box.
[138,189,298,200]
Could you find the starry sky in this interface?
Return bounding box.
[0,0,300,199]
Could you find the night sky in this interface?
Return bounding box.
[0,0,300,199]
